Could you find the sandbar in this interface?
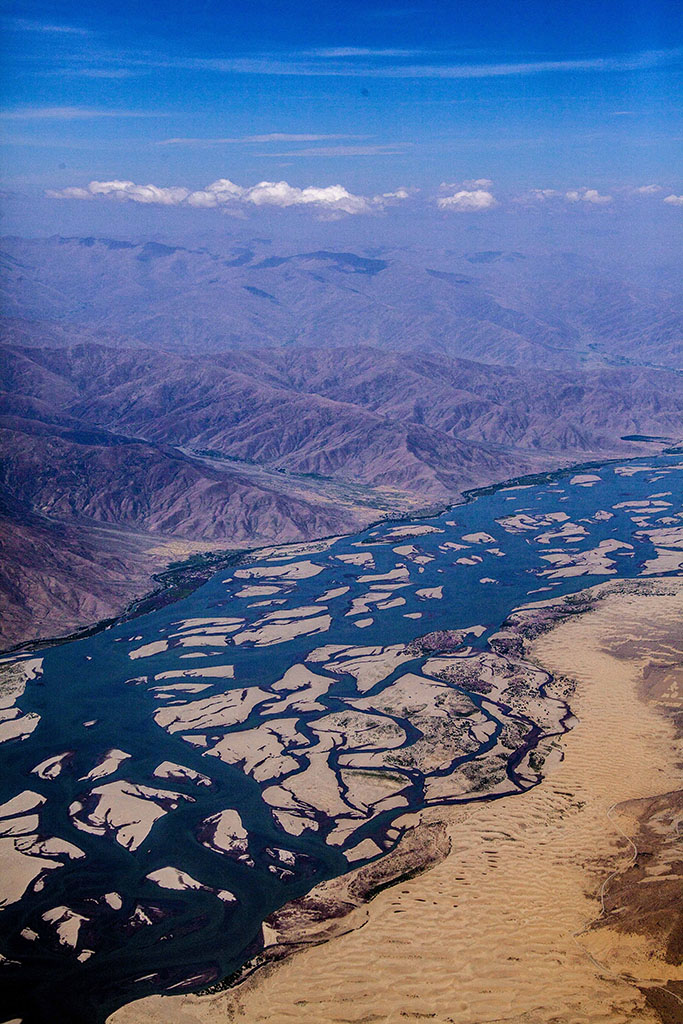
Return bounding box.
[146,867,235,904]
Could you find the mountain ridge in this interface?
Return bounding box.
[1,237,681,647]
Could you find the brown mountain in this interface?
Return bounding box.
[1,238,681,648]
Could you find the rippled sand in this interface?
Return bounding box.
[110,577,682,1024]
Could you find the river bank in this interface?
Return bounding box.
[4,450,653,658]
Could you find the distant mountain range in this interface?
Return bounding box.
[1,235,681,647]
[4,235,682,368]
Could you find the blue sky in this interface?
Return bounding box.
[1,0,682,223]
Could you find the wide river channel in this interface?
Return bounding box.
[1,453,681,1023]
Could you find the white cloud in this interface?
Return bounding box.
[0,106,162,120]
[304,47,424,58]
[7,18,92,35]
[147,46,683,80]
[437,189,497,212]
[245,133,361,143]
[565,187,612,205]
[186,178,245,207]
[48,180,189,204]
[88,180,190,204]
[522,184,672,205]
[62,68,140,80]
[258,144,408,157]
[46,176,675,215]
[242,180,302,207]
[244,181,372,213]
[582,188,613,204]
[439,178,492,190]
[511,188,561,205]
[46,176,378,216]
[45,186,93,200]
[378,187,414,201]
[26,43,683,83]
[462,177,493,189]
[184,190,218,208]
[158,133,365,146]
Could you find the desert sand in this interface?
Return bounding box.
[146,867,235,904]
[153,761,212,787]
[70,781,194,851]
[232,612,332,647]
[0,790,85,909]
[0,657,44,745]
[110,576,683,1024]
[232,560,325,581]
[81,748,131,782]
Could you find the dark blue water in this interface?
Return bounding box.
[0,455,680,1024]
